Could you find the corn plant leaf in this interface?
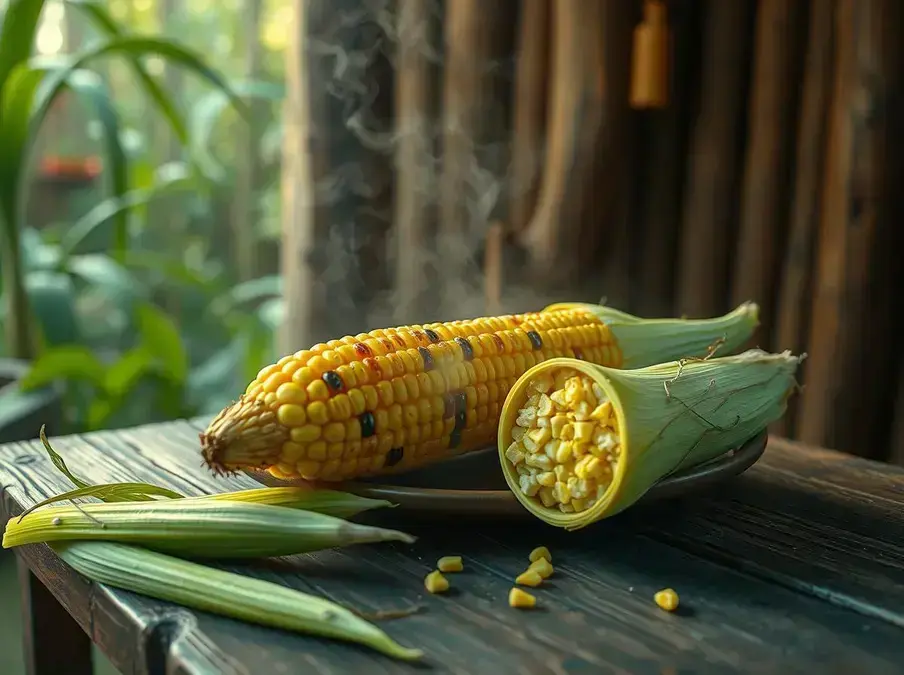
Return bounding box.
[17,482,186,521]
[135,303,188,384]
[64,0,188,144]
[18,345,106,391]
[59,162,194,258]
[25,270,80,347]
[38,424,91,490]
[0,0,46,101]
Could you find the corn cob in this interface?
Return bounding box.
[200,302,759,482]
[498,350,801,530]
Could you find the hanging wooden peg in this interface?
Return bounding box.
[630,0,670,109]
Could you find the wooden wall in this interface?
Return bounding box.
[281,0,904,465]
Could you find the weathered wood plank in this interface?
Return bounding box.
[730,0,808,347]
[771,0,837,438]
[2,424,904,673]
[676,0,755,318]
[796,0,904,459]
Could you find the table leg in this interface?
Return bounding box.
[18,557,93,675]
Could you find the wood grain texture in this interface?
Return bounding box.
[676,0,755,318]
[771,0,837,438]
[730,0,808,347]
[2,422,904,674]
[796,0,904,458]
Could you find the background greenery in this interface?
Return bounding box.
[1,1,287,672]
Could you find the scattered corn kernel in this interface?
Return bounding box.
[424,570,450,594]
[654,588,679,612]
[515,570,543,587]
[508,587,537,609]
[529,557,554,579]
[437,556,463,573]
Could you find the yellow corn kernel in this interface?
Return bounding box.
[508,587,536,609]
[515,570,543,587]
[290,424,321,443]
[275,382,307,405]
[277,404,307,427]
[529,546,552,563]
[306,379,330,401]
[424,570,450,594]
[306,401,329,426]
[529,557,554,579]
[437,556,463,573]
[654,588,679,612]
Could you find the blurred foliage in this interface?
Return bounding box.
[0,0,288,434]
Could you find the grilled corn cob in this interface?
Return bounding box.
[201,302,759,482]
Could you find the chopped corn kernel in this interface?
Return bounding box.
[508,587,537,609]
[437,556,463,573]
[515,570,544,587]
[506,369,621,513]
[529,557,554,579]
[654,588,679,611]
[425,570,450,594]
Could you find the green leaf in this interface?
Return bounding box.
[65,0,188,145]
[25,270,80,347]
[59,162,193,257]
[104,347,152,398]
[135,303,187,384]
[0,63,47,232]
[211,275,282,316]
[0,0,46,100]
[67,253,145,307]
[17,481,185,520]
[38,424,92,490]
[57,69,129,256]
[19,345,106,391]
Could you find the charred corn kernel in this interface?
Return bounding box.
[515,570,543,587]
[654,588,679,612]
[508,587,536,609]
[529,557,554,579]
[529,546,552,563]
[203,304,759,482]
[437,556,463,573]
[424,570,450,594]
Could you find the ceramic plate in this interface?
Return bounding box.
[247,431,767,519]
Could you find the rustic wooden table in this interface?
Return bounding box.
[1,418,903,675]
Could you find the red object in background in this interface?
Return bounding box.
[39,155,102,181]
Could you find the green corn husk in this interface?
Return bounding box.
[52,541,423,661]
[498,349,802,530]
[2,499,414,558]
[197,486,394,519]
[543,301,760,368]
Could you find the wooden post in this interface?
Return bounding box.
[771,1,837,438]
[796,0,904,459]
[519,0,608,289]
[636,0,701,317]
[232,0,264,282]
[280,0,394,351]
[730,0,808,348]
[509,0,550,236]
[393,0,441,323]
[438,0,515,314]
[676,0,755,318]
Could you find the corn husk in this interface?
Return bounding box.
[53,541,423,661]
[498,350,802,530]
[198,486,394,518]
[2,499,414,558]
[542,301,759,368]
